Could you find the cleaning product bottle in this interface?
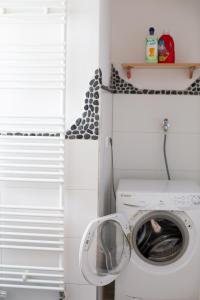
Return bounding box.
[158,31,175,63]
[145,27,158,63]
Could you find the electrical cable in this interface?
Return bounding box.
[109,137,116,201]
[163,133,171,180]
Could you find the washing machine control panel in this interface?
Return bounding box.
[120,192,200,210]
[173,194,200,208]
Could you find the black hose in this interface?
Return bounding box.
[163,134,171,180]
[110,138,116,200]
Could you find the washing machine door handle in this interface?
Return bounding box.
[79,213,131,287]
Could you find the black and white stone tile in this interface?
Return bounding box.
[0,69,102,140]
[2,65,199,141]
[65,68,102,140]
[0,132,60,137]
[110,66,200,96]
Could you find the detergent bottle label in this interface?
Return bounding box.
[158,34,175,63]
[158,39,169,62]
[146,37,158,63]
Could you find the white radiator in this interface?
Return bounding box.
[0,0,66,295]
[0,118,65,292]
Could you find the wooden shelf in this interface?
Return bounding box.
[122,63,200,79]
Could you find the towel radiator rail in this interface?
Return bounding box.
[0,0,66,294]
[0,120,65,291]
[0,0,66,24]
[0,44,65,89]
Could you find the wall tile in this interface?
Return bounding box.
[64,189,98,238]
[113,132,200,171]
[99,90,113,216]
[3,289,58,300]
[64,237,88,284]
[113,95,200,134]
[114,169,200,188]
[2,249,58,269]
[111,0,200,185]
[113,132,163,170]
[64,140,99,190]
[65,284,96,300]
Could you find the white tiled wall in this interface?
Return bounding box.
[64,141,99,190]
[66,0,100,129]
[65,0,101,298]
[64,190,98,238]
[99,0,111,87]
[111,0,200,84]
[113,95,200,186]
[99,90,113,216]
[65,238,88,284]
[3,289,58,300]
[65,284,96,300]
[98,0,113,216]
[64,140,99,298]
[111,0,200,187]
[99,2,113,297]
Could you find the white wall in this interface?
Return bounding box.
[99,0,112,87]
[66,0,100,128]
[65,0,114,298]
[64,140,98,300]
[111,0,200,88]
[65,0,100,299]
[111,0,200,187]
[98,2,113,298]
[99,90,113,218]
[98,0,112,217]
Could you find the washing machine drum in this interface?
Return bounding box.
[133,212,189,265]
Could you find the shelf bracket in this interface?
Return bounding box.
[126,67,132,80]
[189,66,196,79]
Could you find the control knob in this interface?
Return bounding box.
[191,195,200,205]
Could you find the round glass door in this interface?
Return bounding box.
[90,220,130,275]
[79,214,131,286]
[132,211,189,265]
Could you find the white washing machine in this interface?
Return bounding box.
[79,180,200,300]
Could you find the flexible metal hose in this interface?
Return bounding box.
[163,134,171,180]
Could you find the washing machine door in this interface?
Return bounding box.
[79,213,131,286]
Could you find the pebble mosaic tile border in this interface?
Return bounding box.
[0,69,102,140]
[2,65,199,141]
[65,68,101,140]
[110,66,200,95]
[0,132,60,137]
